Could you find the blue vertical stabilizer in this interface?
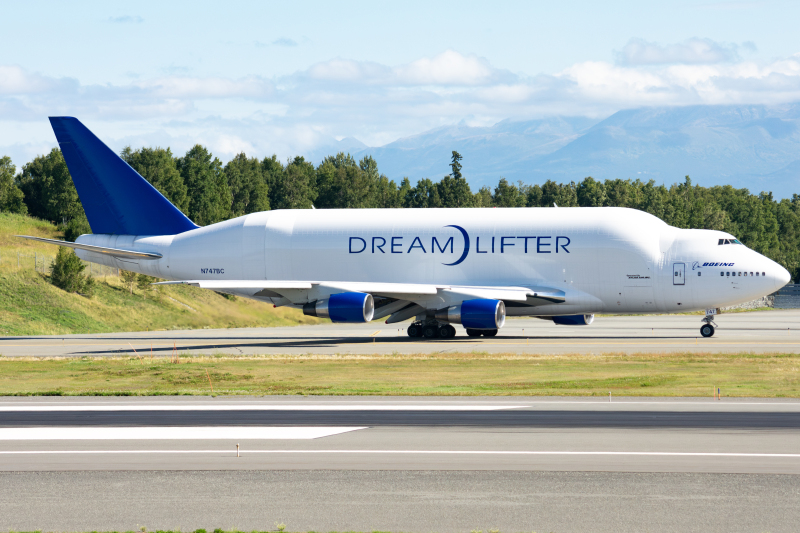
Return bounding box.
[49,117,199,235]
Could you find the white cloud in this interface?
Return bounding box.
[395,50,499,85]
[618,38,740,65]
[5,44,800,165]
[136,75,274,99]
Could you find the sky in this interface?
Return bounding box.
[3,0,800,168]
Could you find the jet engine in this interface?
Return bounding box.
[552,314,595,325]
[303,292,374,323]
[435,299,506,330]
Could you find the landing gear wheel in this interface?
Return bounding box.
[466,328,482,337]
[407,324,423,338]
[438,324,456,338]
[422,324,438,338]
[700,324,715,338]
[483,329,498,337]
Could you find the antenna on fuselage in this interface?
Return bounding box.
[553,203,558,208]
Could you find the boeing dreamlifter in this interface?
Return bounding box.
[22,118,791,339]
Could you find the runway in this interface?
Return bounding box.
[1,397,799,532]
[2,309,799,357]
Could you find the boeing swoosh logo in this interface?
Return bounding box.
[442,224,469,266]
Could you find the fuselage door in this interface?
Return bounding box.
[673,262,685,285]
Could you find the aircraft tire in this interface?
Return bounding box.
[465,328,482,337]
[700,324,715,338]
[422,324,438,338]
[483,329,498,337]
[407,324,423,338]
[439,325,456,338]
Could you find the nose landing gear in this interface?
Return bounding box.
[700,312,718,338]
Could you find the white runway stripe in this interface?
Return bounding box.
[0,449,797,458]
[0,427,366,440]
[0,404,524,412]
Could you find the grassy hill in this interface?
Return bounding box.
[0,213,322,336]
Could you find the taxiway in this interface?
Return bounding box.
[1,309,799,357]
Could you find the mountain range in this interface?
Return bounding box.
[311,104,800,200]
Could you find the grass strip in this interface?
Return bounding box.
[0,351,797,397]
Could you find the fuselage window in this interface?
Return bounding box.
[763,272,766,276]
[744,272,747,276]
[698,271,701,276]
[720,272,724,277]
[726,272,730,276]
[756,272,760,276]
[750,272,754,276]
[738,272,741,276]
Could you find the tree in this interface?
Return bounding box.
[176,145,232,225]
[50,247,94,296]
[120,270,138,295]
[224,153,269,217]
[404,178,442,208]
[438,175,473,207]
[136,274,158,299]
[0,156,26,214]
[17,149,84,224]
[121,146,190,214]
[577,177,607,207]
[269,156,317,210]
[474,185,493,207]
[493,178,526,207]
[450,151,463,180]
[63,214,92,242]
[316,153,374,208]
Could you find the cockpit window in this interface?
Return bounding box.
[718,238,743,245]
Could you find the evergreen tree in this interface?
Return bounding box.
[17,149,84,224]
[0,156,26,214]
[50,247,94,296]
[404,178,442,208]
[316,153,376,208]
[176,145,232,225]
[121,146,189,215]
[270,156,317,210]
[493,178,526,207]
[576,177,607,207]
[224,153,269,216]
[450,151,463,180]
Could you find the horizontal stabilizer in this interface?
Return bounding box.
[16,235,162,260]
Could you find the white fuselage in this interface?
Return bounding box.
[75,207,790,315]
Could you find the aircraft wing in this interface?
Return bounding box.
[155,280,564,306]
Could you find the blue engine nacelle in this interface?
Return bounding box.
[435,299,506,330]
[303,292,375,323]
[552,314,595,326]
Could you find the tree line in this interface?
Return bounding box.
[1,147,799,281]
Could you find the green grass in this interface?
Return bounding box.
[1,351,799,397]
[0,212,322,335]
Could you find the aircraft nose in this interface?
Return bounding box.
[776,265,791,290]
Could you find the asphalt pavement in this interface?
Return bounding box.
[2,309,799,356]
[0,396,799,531]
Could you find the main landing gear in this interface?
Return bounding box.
[407,321,456,339]
[700,313,718,338]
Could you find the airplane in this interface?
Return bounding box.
[20,117,792,339]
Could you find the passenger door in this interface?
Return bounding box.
[673,263,685,286]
